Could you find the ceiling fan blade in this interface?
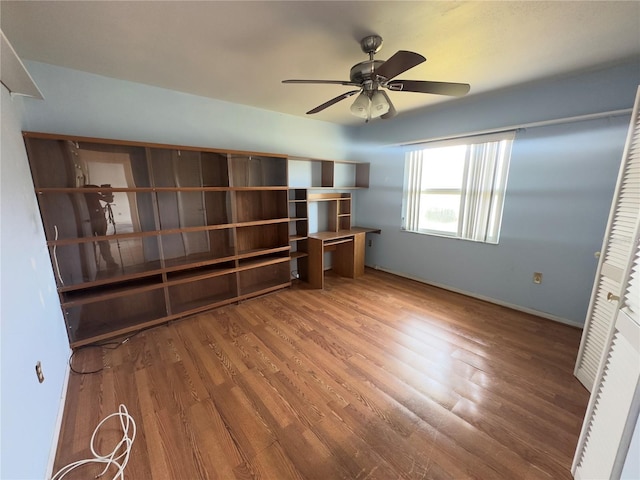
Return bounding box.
[306,90,360,114]
[387,80,470,97]
[375,50,426,81]
[378,90,397,120]
[283,79,360,87]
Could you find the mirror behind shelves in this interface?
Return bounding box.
[29,139,241,287]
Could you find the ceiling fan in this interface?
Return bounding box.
[282,35,470,121]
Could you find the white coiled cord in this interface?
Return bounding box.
[51,404,136,480]
[53,225,64,286]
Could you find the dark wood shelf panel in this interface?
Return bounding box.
[61,276,165,307]
[36,186,237,193]
[238,261,290,294]
[68,295,168,347]
[46,222,238,246]
[165,264,237,286]
[46,230,160,247]
[237,247,290,262]
[159,223,235,235]
[23,131,287,161]
[229,157,288,187]
[289,235,307,241]
[235,218,289,228]
[169,278,238,314]
[69,316,171,348]
[163,254,236,272]
[156,186,232,192]
[231,186,289,191]
[167,295,239,318]
[291,251,309,259]
[237,255,290,271]
[57,260,164,292]
[36,187,156,193]
[238,281,291,300]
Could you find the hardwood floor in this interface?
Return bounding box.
[53,269,589,479]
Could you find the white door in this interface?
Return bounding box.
[574,86,640,391]
[572,87,640,479]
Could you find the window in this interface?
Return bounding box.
[402,131,515,243]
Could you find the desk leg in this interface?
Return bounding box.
[353,232,366,277]
[308,237,324,289]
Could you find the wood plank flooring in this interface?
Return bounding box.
[53,269,589,479]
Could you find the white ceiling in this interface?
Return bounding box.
[1,1,639,126]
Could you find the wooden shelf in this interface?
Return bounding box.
[24,132,293,347]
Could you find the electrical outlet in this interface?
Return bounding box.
[533,272,543,284]
[35,361,45,383]
[368,239,372,247]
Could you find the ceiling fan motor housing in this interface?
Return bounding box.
[350,60,385,88]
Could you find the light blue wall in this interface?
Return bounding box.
[22,61,352,161]
[349,59,639,325]
[1,86,71,479]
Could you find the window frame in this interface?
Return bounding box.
[401,131,515,244]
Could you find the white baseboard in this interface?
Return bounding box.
[46,355,71,479]
[372,265,584,329]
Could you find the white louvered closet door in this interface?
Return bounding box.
[572,234,640,479]
[572,86,640,480]
[574,86,640,391]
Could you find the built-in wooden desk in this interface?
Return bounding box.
[307,227,380,289]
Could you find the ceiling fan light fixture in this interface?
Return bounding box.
[350,92,370,118]
[370,90,390,118]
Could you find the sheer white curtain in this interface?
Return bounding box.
[403,149,424,232]
[461,138,513,242]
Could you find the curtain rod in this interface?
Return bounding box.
[396,108,633,148]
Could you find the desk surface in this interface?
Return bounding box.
[308,227,381,241]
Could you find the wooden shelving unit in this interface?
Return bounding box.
[24,132,291,347]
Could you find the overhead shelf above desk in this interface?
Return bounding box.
[288,157,369,189]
